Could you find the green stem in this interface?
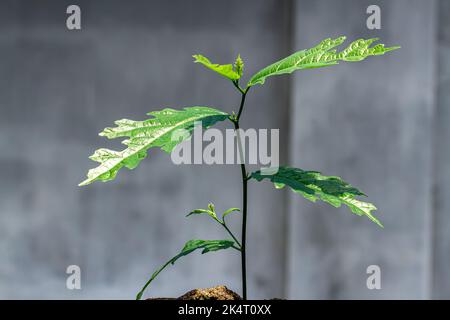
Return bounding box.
[236,88,248,121]
[221,221,242,248]
[232,87,250,300]
[232,80,245,95]
[232,245,242,252]
[136,260,172,300]
[238,154,248,300]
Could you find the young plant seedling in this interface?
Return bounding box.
[79,36,399,300]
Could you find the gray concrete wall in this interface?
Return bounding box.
[0,0,449,299]
[0,0,290,299]
[288,0,436,299]
[433,0,450,299]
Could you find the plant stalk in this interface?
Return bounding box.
[239,156,248,300]
[221,222,242,248]
[232,87,249,300]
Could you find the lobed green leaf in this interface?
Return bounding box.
[250,166,382,227]
[247,36,400,87]
[79,107,228,186]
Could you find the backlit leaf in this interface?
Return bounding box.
[79,107,228,186]
[250,166,382,227]
[193,54,241,80]
[247,36,400,87]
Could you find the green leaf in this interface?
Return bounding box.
[250,166,382,227]
[186,208,218,221]
[187,209,212,215]
[247,36,400,87]
[136,239,236,300]
[222,207,240,220]
[79,107,228,186]
[234,54,244,77]
[193,54,241,81]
